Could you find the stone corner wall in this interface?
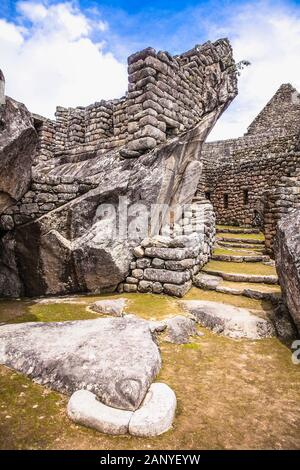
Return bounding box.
[0,69,5,105]
[120,201,216,297]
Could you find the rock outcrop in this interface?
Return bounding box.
[0,316,161,411]
[182,300,276,339]
[275,210,300,334]
[0,70,37,215]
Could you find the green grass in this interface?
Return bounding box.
[213,248,261,257]
[220,281,281,293]
[203,260,277,276]
[217,232,265,241]
[185,287,273,311]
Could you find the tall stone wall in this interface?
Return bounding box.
[28,39,236,165]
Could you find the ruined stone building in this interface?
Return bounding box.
[196,83,300,253]
[0,39,300,333]
[0,39,237,298]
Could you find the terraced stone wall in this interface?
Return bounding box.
[197,133,300,254]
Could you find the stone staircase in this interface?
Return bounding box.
[194,225,281,303]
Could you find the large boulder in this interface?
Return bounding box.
[0,93,37,214]
[274,210,300,334]
[0,316,161,411]
[7,117,227,297]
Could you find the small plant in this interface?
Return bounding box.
[235,60,251,76]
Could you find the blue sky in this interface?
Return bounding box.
[1,0,300,139]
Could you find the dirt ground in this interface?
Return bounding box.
[0,291,299,450]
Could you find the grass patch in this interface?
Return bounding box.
[213,248,260,257]
[220,281,281,293]
[203,260,277,276]
[185,287,273,311]
[217,232,265,241]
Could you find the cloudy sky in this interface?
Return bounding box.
[0,0,300,140]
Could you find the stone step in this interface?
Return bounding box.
[212,253,269,263]
[216,225,260,235]
[193,272,281,302]
[202,260,278,285]
[217,240,265,251]
[217,236,265,245]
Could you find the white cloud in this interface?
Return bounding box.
[208,1,300,141]
[0,1,127,117]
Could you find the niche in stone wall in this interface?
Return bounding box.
[224,194,229,209]
[243,189,249,206]
[166,125,178,138]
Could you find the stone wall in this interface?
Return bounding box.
[0,39,238,298]
[196,83,300,254]
[1,175,98,229]
[28,39,236,164]
[0,69,5,105]
[199,135,300,225]
[246,83,300,136]
[121,201,215,296]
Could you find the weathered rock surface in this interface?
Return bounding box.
[67,389,133,435]
[0,316,161,411]
[275,210,300,334]
[0,95,37,214]
[128,383,177,437]
[89,298,127,316]
[181,300,276,339]
[193,272,223,290]
[163,316,198,344]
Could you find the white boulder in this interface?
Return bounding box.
[129,383,177,437]
[67,389,133,435]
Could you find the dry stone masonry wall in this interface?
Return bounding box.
[20,39,236,164]
[121,202,215,296]
[196,83,300,254]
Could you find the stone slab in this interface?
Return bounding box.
[0,316,161,411]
